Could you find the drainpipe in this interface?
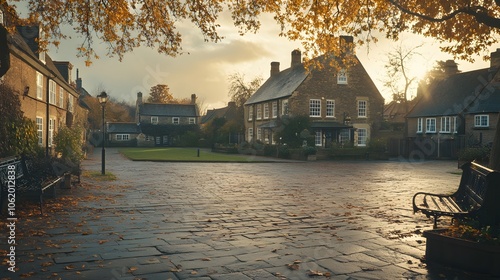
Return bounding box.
[46,76,50,157]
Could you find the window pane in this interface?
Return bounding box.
[309,99,321,117]
[358,100,367,117]
[326,100,335,117]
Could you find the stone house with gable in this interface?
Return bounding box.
[134,92,200,146]
[244,36,384,148]
[406,53,500,158]
[1,24,88,156]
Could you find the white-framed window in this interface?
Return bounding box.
[474,115,489,127]
[315,131,322,146]
[309,99,321,117]
[116,134,130,141]
[256,104,262,120]
[257,128,262,141]
[282,99,289,116]
[339,129,350,144]
[36,117,43,146]
[48,118,55,147]
[272,101,278,118]
[337,69,347,84]
[59,88,65,108]
[163,135,169,143]
[263,103,269,119]
[49,80,56,104]
[440,116,451,133]
[151,116,158,124]
[248,127,253,141]
[426,118,436,133]
[417,118,423,133]
[357,128,367,146]
[453,116,458,133]
[68,95,74,112]
[358,100,367,118]
[189,118,196,124]
[326,100,335,117]
[172,117,180,124]
[36,72,43,99]
[248,106,253,121]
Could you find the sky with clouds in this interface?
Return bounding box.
[47,11,494,113]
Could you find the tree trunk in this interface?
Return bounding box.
[490,114,500,171]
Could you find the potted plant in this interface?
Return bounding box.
[424,219,500,276]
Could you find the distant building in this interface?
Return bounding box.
[201,101,243,144]
[244,37,384,147]
[106,122,141,147]
[406,54,500,158]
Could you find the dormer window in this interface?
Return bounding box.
[337,69,347,84]
[151,116,158,124]
[39,51,46,64]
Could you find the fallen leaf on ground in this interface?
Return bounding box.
[307,270,323,276]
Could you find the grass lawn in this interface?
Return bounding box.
[118,147,270,162]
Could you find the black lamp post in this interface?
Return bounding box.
[97,91,108,175]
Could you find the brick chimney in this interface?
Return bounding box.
[339,35,354,54]
[75,69,82,91]
[135,92,143,123]
[291,49,301,67]
[491,49,500,69]
[191,93,197,104]
[444,60,459,76]
[270,61,280,77]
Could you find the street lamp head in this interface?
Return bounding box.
[97,91,108,105]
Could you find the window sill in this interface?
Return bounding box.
[473,127,490,130]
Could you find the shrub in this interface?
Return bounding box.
[458,146,491,163]
[53,125,85,173]
[278,145,290,158]
[302,146,317,155]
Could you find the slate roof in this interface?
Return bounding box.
[140,103,199,117]
[407,68,500,118]
[384,100,418,123]
[107,122,140,134]
[202,107,228,124]
[245,65,308,105]
[201,103,238,124]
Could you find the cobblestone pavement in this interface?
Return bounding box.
[3,148,494,279]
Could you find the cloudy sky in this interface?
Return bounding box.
[47,12,493,113]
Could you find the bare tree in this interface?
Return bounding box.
[383,43,424,106]
[228,73,262,108]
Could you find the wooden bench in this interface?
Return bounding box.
[412,162,500,228]
[0,157,64,215]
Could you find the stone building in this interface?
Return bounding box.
[135,92,200,146]
[244,37,384,147]
[406,54,500,158]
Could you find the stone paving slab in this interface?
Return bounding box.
[2,148,497,279]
